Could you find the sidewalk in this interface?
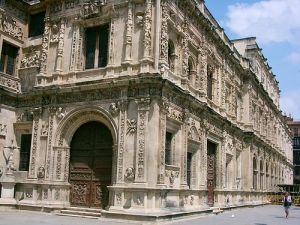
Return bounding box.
[169,205,300,225]
[0,205,299,225]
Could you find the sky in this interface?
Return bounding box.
[205,0,300,120]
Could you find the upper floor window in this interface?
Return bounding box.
[165,132,173,165]
[85,24,109,69]
[0,42,19,76]
[207,65,213,100]
[19,134,32,171]
[168,39,175,72]
[29,12,45,37]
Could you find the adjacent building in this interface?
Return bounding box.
[0,0,293,219]
[286,117,300,184]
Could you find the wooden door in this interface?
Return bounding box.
[207,141,216,207]
[69,121,113,208]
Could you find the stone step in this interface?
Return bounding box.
[64,207,102,213]
[210,207,223,214]
[57,207,102,219]
[57,213,99,219]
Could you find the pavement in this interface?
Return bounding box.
[0,205,299,225]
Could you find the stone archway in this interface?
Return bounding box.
[69,121,113,208]
[53,107,117,208]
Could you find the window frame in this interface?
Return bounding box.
[0,41,19,76]
[28,11,46,37]
[84,24,109,70]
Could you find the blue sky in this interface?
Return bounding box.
[205,0,300,120]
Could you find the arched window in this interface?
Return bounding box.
[266,163,269,189]
[168,39,175,72]
[260,160,264,190]
[188,57,196,86]
[253,157,258,190]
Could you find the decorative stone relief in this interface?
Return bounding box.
[37,166,45,179]
[56,107,66,119]
[190,195,194,205]
[116,193,122,205]
[133,193,144,206]
[25,189,33,199]
[135,13,144,27]
[80,0,106,19]
[143,0,152,59]
[56,150,62,180]
[1,15,23,40]
[43,189,48,200]
[124,167,135,182]
[126,119,137,135]
[135,99,150,181]
[160,0,169,63]
[41,122,49,137]
[123,1,133,63]
[0,123,7,137]
[117,108,126,181]
[0,74,21,93]
[21,47,40,69]
[45,107,55,179]
[224,131,234,155]
[188,123,200,142]
[50,22,59,43]
[109,102,119,117]
[55,18,66,72]
[55,189,60,200]
[29,108,42,177]
[40,16,51,75]
[65,0,79,9]
[165,167,179,186]
[167,108,183,122]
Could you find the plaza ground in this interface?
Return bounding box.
[0,205,299,225]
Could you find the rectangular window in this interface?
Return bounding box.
[85,24,109,69]
[187,152,193,188]
[0,42,19,75]
[165,132,173,165]
[28,12,45,37]
[19,134,32,171]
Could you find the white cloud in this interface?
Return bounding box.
[225,0,300,44]
[287,52,300,63]
[280,90,300,119]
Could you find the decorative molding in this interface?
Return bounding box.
[142,0,152,59]
[20,47,40,69]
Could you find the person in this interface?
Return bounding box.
[283,192,292,218]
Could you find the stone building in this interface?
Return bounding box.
[0,0,293,219]
[286,117,300,184]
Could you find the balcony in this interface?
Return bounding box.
[0,72,21,93]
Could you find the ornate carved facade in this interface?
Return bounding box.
[0,0,293,220]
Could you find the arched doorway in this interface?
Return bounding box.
[69,121,113,208]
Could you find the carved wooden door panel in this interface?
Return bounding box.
[207,141,216,207]
[70,121,113,208]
